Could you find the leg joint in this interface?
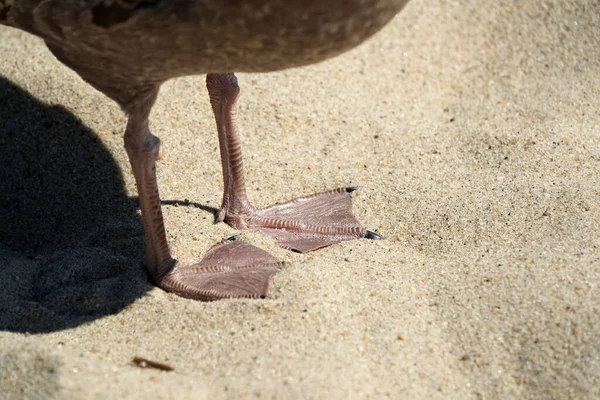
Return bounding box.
[124,123,160,159]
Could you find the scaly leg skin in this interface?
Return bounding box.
[206,73,382,253]
[124,104,283,301]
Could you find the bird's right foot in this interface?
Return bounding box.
[158,237,284,301]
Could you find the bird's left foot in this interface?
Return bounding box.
[218,187,382,253]
[207,72,381,253]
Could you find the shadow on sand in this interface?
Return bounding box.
[0,76,150,333]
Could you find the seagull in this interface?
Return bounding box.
[1,0,408,300]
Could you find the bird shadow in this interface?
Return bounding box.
[160,199,219,216]
[0,76,153,333]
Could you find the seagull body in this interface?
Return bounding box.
[1,0,408,300]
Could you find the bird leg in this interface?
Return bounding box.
[124,108,282,300]
[206,73,381,253]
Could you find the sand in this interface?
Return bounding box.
[1,0,598,398]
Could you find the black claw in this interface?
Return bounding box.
[364,230,383,240]
[345,187,359,193]
[225,235,238,242]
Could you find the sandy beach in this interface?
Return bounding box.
[1,0,599,398]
